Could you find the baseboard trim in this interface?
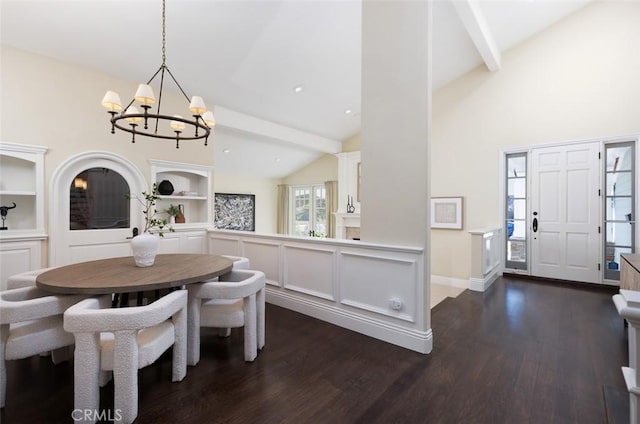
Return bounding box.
[469,270,500,292]
[266,288,433,354]
[431,275,469,289]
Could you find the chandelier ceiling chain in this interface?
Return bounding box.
[100,0,214,149]
[161,0,166,66]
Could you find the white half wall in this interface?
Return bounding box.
[209,230,431,354]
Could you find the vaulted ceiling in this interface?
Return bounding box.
[1,0,593,177]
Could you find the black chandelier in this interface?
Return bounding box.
[101,0,214,149]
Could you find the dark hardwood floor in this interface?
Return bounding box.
[1,276,629,423]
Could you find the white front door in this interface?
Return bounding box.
[530,142,601,283]
[50,152,147,266]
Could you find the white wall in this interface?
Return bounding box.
[213,172,279,234]
[282,153,338,186]
[431,1,640,280]
[342,133,361,153]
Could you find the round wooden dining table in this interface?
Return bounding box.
[36,254,234,294]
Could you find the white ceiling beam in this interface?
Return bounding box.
[451,0,501,72]
[214,106,342,154]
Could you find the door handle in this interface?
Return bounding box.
[532,218,538,233]
[126,227,139,239]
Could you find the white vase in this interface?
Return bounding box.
[130,232,159,267]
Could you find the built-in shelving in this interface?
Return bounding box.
[149,159,213,228]
[0,142,48,289]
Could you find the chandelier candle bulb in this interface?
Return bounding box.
[189,96,207,115]
[171,115,186,149]
[123,106,143,143]
[124,106,142,124]
[202,110,216,128]
[101,91,122,111]
[170,115,186,131]
[101,90,123,133]
[134,84,156,105]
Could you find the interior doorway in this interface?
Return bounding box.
[49,151,146,266]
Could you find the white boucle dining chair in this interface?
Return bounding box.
[0,286,87,408]
[64,290,188,424]
[187,269,265,366]
[6,267,56,290]
[203,255,250,339]
[220,255,250,270]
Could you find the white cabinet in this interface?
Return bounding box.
[0,142,48,288]
[149,159,213,229]
[158,230,207,254]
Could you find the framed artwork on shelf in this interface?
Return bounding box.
[214,193,255,231]
[430,197,463,230]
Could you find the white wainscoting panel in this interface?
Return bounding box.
[340,251,417,322]
[159,230,207,254]
[158,235,181,253]
[70,242,130,264]
[183,233,206,253]
[208,230,431,354]
[242,239,281,286]
[283,244,335,300]
[0,238,43,291]
[209,234,242,256]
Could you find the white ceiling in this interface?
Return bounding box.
[1,0,592,178]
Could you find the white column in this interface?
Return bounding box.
[360,0,430,247]
[360,0,432,333]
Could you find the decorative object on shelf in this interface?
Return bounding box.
[430,197,463,230]
[127,184,174,267]
[0,202,17,230]
[214,193,255,231]
[175,204,186,224]
[164,204,180,224]
[157,179,174,195]
[346,196,355,213]
[100,0,215,149]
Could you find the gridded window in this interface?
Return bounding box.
[70,168,130,230]
[604,142,636,280]
[505,153,527,270]
[291,185,326,237]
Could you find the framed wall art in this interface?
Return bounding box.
[430,197,463,230]
[214,193,255,231]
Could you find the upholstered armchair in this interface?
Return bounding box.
[187,269,265,366]
[64,290,188,424]
[220,255,250,270]
[0,286,86,408]
[6,267,56,290]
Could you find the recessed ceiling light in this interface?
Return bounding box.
[293,85,303,93]
[222,149,230,154]
[344,109,352,115]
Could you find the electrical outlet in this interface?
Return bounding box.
[389,298,403,311]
